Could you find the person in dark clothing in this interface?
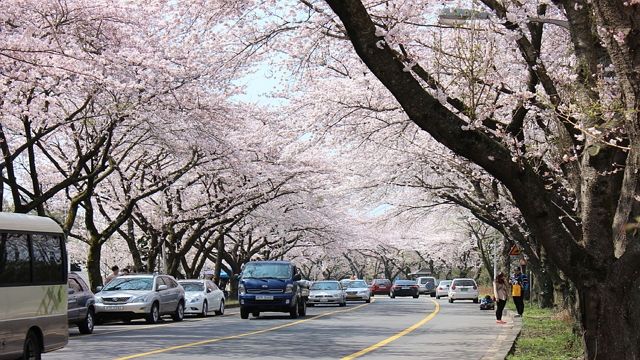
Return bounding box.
[511,268,525,317]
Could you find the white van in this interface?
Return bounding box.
[0,213,68,359]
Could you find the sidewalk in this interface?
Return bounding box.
[480,309,523,360]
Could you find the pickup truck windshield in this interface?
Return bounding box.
[242,263,292,280]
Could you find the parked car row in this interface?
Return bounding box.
[67,273,227,334]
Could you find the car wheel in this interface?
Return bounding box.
[199,301,208,318]
[172,301,185,322]
[122,317,132,324]
[339,302,346,307]
[289,302,299,319]
[215,300,225,316]
[431,293,436,298]
[473,298,479,303]
[413,295,419,299]
[371,293,375,297]
[23,330,41,360]
[448,298,454,303]
[79,308,95,334]
[436,295,441,299]
[390,293,395,299]
[252,312,260,317]
[365,298,371,303]
[240,308,249,319]
[308,303,315,307]
[146,302,160,324]
[298,299,307,317]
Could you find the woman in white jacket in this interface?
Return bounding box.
[493,272,508,324]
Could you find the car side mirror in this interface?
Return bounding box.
[207,288,212,293]
[68,288,75,294]
[293,274,302,281]
[232,274,240,281]
[96,286,103,292]
[157,284,168,291]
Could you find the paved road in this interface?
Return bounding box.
[45,297,515,360]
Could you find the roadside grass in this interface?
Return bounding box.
[226,299,239,307]
[508,304,584,360]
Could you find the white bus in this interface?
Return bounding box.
[0,213,68,360]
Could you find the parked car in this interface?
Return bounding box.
[416,276,437,296]
[435,280,452,299]
[67,272,96,334]
[298,279,313,301]
[238,261,306,319]
[448,278,479,303]
[370,279,392,296]
[344,280,371,303]
[94,274,185,324]
[307,280,346,307]
[390,279,420,298]
[178,279,225,317]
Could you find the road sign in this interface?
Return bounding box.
[509,245,521,256]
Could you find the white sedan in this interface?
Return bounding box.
[178,279,225,317]
[448,278,479,303]
[435,280,452,299]
[344,280,371,303]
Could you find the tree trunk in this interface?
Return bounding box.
[579,280,640,359]
[86,241,103,292]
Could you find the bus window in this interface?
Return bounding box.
[31,234,65,284]
[0,232,31,285]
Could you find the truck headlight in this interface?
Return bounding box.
[285,284,294,294]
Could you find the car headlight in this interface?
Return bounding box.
[238,284,246,295]
[95,297,103,304]
[130,294,152,303]
[189,296,203,303]
[284,284,294,294]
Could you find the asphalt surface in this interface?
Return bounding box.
[45,296,517,360]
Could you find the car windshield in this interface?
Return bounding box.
[311,282,340,290]
[420,278,435,284]
[102,277,153,291]
[439,281,452,286]
[242,263,291,280]
[374,280,390,285]
[454,279,476,286]
[347,281,367,288]
[180,282,204,292]
[394,280,417,285]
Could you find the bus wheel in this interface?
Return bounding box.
[23,330,42,360]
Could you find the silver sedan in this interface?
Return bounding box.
[307,281,346,307]
[178,280,225,317]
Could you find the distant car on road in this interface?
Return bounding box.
[178,279,225,317]
[416,276,437,297]
[68,272,96,334]
[344,280,371,303]
[448,278,479,303]
[390,279,420,298]
[435,280,452,299]
[370,279,392,296]
[307,281,346,307]
[94,274,185,324]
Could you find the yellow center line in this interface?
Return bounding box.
[341,299,441,360]
[114,300,374,360]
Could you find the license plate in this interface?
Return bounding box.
[320,299,328,302]
[379,286,386,288]
[255,295,274,300]
[460,288,468,292]
[104,306,124,311]
[402,287,409,290]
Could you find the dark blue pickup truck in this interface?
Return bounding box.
[238,261,307,319]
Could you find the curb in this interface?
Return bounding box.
[481,309,523,360]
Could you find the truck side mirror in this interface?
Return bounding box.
[293,274,302,281]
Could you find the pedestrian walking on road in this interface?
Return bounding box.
[511,268,525,317]
[104,265,120,285]
[493,272,508,324]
